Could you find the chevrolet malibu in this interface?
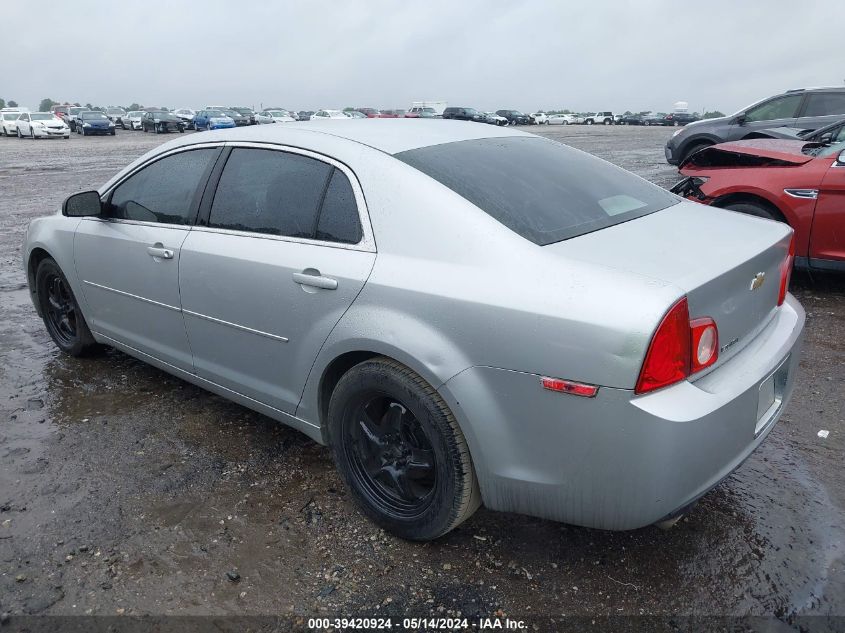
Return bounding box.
[23,121,804,541]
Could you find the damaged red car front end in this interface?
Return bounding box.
[671,139,845,272]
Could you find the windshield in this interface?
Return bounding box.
[810,140,845,158]
[222,110,241,117]
[82,112,108,120]
[70,107,84,114]
[32,113,55,120]
[395,137,680,245]
[464,108,478,115]
[107,108,124,114]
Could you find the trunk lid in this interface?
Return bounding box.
[547,200,793,372]
[680,139,815,168]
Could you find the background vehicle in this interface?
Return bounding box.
[229,107,256,125]
[0,111,21,136]
[345,110,367,119]
[311,109,352,120]
[496,109,532,125]
[25,121,803,541]
[618,114,645,125]
[407,106,437,118]
[192,110,235,131]
[672,138,845,272]
[530,112,549,125]
[50,104,72,120]
[65,106,86,132]
[442,107,484,122]
[665,87,845,165]
[664,112,700,127]
[15,112,70,139]
[254,111,274,124]
[482,112,508,126]
[124,111,144,130]
[298,110,315,121]
[643,113,668,126]
[263,109,296,123]
[174,108,196,129]
[584,111,614,125]
[547,113,576,125]
[411,100,447,115]
[76,111,115,136]
[105,107,127,128]
[355,108,381,118]
[141,111,185,134]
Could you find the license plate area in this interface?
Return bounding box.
[756,355,789,435]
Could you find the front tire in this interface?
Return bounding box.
[722,201,779,222]
[35,258,101,357]
[329,357,480,541]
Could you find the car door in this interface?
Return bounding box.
[179,144,376,414]
[796,91,845,132]
[74,146,223,370]
[808,151,845,266]
[729,93,804,140]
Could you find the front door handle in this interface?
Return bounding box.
[147,245,174,260]
[292,271,338,290]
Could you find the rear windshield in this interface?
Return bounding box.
[394,136,679,245]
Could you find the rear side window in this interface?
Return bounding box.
[803,92,845,117]
[109,148,219,225]
[395,137,679,245]
[208,148,362,244]
[745,94,803,122]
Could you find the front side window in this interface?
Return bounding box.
[395,137,679,246]
[208,148,362,244]
[744,94,803,122]
[109,148,219,225]
[802,92,845,118]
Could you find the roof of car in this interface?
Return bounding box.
[172,119,531,155]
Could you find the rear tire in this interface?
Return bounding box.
[35,258,101,357]
[722,201,779,222]
[328,357,481,541]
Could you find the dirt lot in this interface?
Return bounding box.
[0,125,843,628]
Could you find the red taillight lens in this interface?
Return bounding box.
[690,317,718,373]
[778,233,795,306]
[635,298,691,394]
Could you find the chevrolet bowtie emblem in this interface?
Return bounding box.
[749,272,766,291]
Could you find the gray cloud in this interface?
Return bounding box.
[1,0,841,114]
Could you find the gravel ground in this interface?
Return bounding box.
[0,125,842,628]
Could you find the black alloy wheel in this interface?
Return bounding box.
[345,395,437,519]
[329,357,480,540]
[35,258,100,356]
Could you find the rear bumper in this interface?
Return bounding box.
[439,295,805,530]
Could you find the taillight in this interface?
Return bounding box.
[635,298,691,394]
[690,318,718,373]
[778,233,795,306]
[635,297,720,395]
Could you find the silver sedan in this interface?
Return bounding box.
[23,121,804,540]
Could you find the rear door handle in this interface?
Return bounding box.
[292,271,338,290]
[147,245,174,260]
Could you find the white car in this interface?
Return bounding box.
[548,113,576,125]
[173,108,196,129]
[483,112,508,126]
[310,109,349,120]
[585,111,615,125]
[261,109,296,123]
[530,112,549,125]
[124,111,144,130]
[15,112,70,139]
[0,111,21,136]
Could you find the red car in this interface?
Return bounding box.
[672,138,845,273]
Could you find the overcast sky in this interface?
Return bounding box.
[2,0,841,114]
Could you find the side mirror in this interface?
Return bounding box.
[63,190,103,217]
[838,150,845,166]
[734,114,747,125]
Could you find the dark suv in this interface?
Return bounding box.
[665,86,845,165]
[663,112,699,127]
[442,107,484,122]
[496,109,532,125]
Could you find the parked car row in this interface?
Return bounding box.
[1,111,70,138]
